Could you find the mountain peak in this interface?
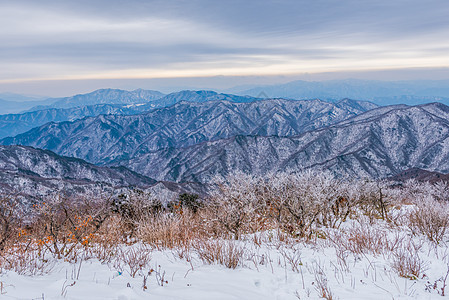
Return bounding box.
[26,88,165,112]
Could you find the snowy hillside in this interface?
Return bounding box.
[1,98,377,166]
[1,172,449,299]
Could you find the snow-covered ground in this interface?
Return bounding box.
[1,222,449,300]
[2,176,449,300]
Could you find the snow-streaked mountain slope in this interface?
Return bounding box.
[117,103,449,182]
[1,98,376,165]
[0,145,157,199]
[0,104,149,139]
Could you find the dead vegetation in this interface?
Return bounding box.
[0,172,448,298]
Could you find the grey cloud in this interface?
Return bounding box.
[6,0,449,38]
[1,0,449,85]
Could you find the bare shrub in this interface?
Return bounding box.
[194,239,245,269]
[426,264,449,296]
[85,215,124,263]
[0,196,23,252]
[32,195,110,259]
[313,264,334,300]
[327,220,404,256]
[137,213,193,249]
[279,247,302,272]
[390,240,428,280]
[408,196,449,244]
[92,214,125,245]
[115,245,152,278]
[0,243,55,275]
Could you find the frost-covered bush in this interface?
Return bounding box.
[350,180,393,221]
[208,172,261,240]
[210,171,365,238]
[255,171,369,236]
[273,171,342,236]
[1,171,449,280]
[395,179,449,243]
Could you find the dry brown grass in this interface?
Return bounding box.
[115,245,152,278]
[193,239,246,269]
[328,221,392,256]
[390,240,428,280]
[0,172,447,279]
[137,213,195,249]
[408,197,449,244]
[313,263,334,300]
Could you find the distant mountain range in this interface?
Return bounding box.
[232,79,449,106]
[0,98,53,115]
[0,92,47,102]
[0,89,165,115]
[5,78,449,115]
[0,93,51,114]
[0,104,143,139]
[125,102,449,182]
[4,101,449,183]
[28,88,165,111]
[1,87,449,196]
[0,89,265,138]
[27,89,262,112]
[148,90,260,108]
[1,98,377,165]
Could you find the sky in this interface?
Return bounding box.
[1,0,449,97]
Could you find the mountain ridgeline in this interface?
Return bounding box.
[1,98,377,165]
[128,103,449,182]
[28,88,165,111]
[0,89,264,138]
[234,79,449,106]
[0,145,155,199]
[0,145,205,200]
[1,87,449,188]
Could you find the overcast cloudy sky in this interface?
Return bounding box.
[1,0,449,96]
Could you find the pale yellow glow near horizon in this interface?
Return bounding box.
[1,54,449,84]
